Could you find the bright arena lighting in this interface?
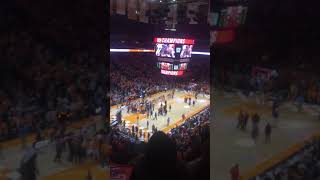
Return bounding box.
[110,49,155,53]
[164,28,176,31]
[191,51,210,55]
[176,98,184,103]
[110,49,210,55]
[199,99,206,103]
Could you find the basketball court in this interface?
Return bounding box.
[212,89,320,180]
[110,90,210,138]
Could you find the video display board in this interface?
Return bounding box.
[154,38,195,60]
[154,38,195,77]
[157,62,188,71]
[160,70,184,76]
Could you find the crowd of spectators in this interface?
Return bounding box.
[256,137,320,180]
[109,108,210,180]
[110,53,210,106]
[50,123,111,165]
[0,29,105,142]
[109,51,210,178]
[215,58,320,105]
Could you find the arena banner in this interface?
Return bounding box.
[116,0,126,15]
[168,3,178,25]
[187,2,199,24]
[128,0,138,20]
[218,6,248,28]
[110,165,133,180]
[138,0,149,23]
[208,12,219,26]
[211,30,235,44]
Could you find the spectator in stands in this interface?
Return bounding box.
[131,131,190,180]
[19,147,39,180]
[265,123,272,143]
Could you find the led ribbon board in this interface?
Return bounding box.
[153,38,195,45]
[160,70,184,76]
[110,49,209,55]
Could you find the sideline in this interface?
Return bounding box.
[162,104,209,133]
[240,132,320,180]
[43,161,109,180]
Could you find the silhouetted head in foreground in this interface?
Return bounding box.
[131,131,189,180]
[145,131,177,169]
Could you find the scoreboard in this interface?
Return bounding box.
[154,38,194,61]
[154,37,195,76]
[156,62,188,71]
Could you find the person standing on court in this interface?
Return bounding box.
[251,125,259,144]
[242,112,249,131]
[19,124,28,150]
[230,164,239,180]
[272,104,279,127]
[54,135,63,163]
[265,123,272,143]
[86,169,93,180]
[0,143,3,160]
[251,113,260,128]
[296,94,304,112]
[237,110,243,129]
